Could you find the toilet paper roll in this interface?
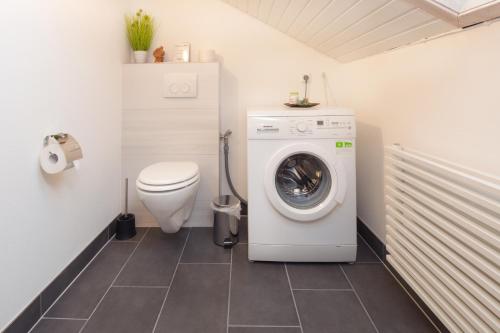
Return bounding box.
[40,142,69,174]
[39,135,83,174]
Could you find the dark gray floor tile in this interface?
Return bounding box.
[155,264,230,333]
[229,245,298,326]
[343,264,437,332]
[356,235,380,263]
[81,287,166,333]
[385,263,449,333]
[114,228,188,286]
[229,327,301,333]
[30,319,85,333]
[41,229,108,312]
[4,297,40,333]
[46,242,136,318]
[238,216,248,243]
[295,290,376,333]
[112,227,147,242]
[286,263,350,290]
[180,227,230,263]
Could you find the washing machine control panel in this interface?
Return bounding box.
[249,115,355,139]
[289,117,355,137]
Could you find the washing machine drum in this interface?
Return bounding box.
[276,153,332,209]
[265,143,346,222]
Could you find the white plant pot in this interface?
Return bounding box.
[133,51,148,64]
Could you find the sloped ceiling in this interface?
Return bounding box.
[222,0,498,62]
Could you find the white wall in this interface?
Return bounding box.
[127,0,341,197]
[0,0,127,329]
[334,20,500,242]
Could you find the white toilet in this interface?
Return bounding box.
[136,161,200,233]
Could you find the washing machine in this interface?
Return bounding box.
[247,107,357,262]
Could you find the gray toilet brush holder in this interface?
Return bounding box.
[116,178,136,240]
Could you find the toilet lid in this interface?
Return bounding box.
[138,162,199,186]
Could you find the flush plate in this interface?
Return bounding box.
[163,73,197,98]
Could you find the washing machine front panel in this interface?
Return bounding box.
[264,142,346,222]
[247,108,357,261]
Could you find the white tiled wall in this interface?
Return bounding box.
[122,63,220,227]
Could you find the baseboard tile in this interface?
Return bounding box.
[356,218,386,259]
[3,216,119,333]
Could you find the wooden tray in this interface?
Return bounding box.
[284,102,320,108]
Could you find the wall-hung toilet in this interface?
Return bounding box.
[136,162,200,233]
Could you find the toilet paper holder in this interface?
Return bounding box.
[40,132,83,174]
[43,133,70,146]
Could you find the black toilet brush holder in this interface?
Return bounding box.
[116,178,136,240]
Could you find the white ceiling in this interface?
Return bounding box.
[223,0,457,62]
[223,0,499,62]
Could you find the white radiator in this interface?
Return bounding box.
[384,145,500,333]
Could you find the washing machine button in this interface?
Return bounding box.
[296,122,308,132]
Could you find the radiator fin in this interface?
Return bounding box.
[385,145,500,333]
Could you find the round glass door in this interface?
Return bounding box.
[275,153,332,209]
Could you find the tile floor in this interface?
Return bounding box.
[29,219,437,333]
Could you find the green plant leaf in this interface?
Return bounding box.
[125,9,154,51]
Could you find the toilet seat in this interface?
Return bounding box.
[137,162,200,192]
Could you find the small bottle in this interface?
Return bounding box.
[289,92,299,104]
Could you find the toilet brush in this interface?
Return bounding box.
[115,178,136,240]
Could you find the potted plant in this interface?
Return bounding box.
[125,9,154,63]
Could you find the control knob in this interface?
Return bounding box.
[296,122,308,132]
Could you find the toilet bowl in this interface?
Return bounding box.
[136,161,200,233]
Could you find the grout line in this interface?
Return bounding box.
[284,264,304,333]
[111,285,168,289]
[77,228,150,333]
[41,317,87,321]
[339,265,380,333]
[358,231,442,332]
[179,262,230,265]
[357,233,442,332]
[292,288,353,291]
[39,297,42,321]
[358,233,443,333]
[27,229,122,333]
[151,228,192,333]
[229,324,302,328]
[226,246,233,333]
[380,267,443,333]
[110,240,140,243]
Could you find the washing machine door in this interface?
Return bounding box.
[265,143,347,222]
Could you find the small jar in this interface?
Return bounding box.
[289,92,299,104]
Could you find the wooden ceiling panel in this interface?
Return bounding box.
[287,0,333,37]
[277,0,311,31]
[296,0,359,42]
[223,0,461,62]
[308,0,391,47]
